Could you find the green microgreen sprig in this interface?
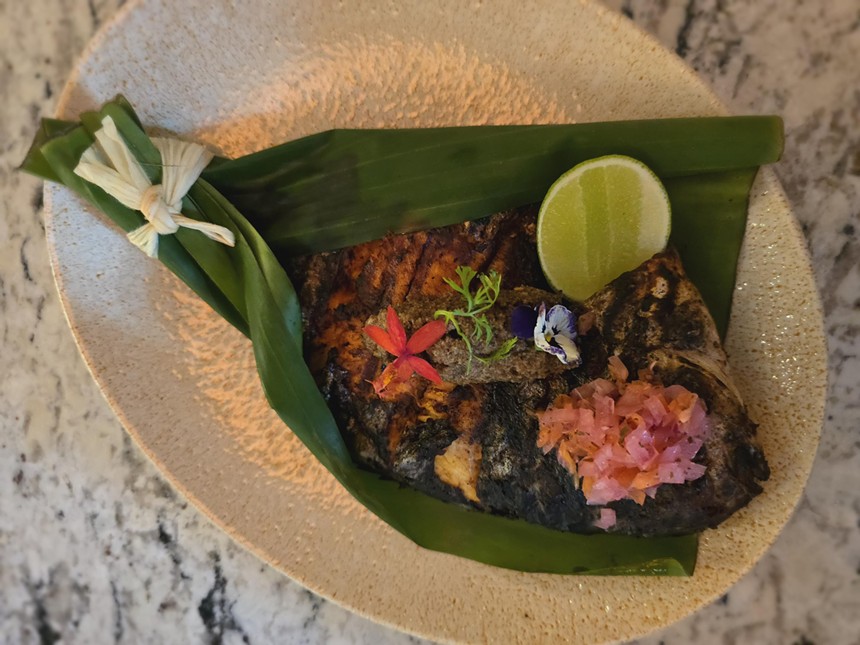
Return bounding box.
[434,266,517,372]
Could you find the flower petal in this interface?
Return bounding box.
[385,306,408,353]
[510,305,539,339]
[534,302,548,335]
[394,355,415,380]
[547,304,577,337]
[406,319,448,354]
[554,334,581,365]
[404,356,443,383]
[371,360,402,396]
[371,357,416,398]
[535,338,567,359]
[364,325,400,356]
[534,303,580,364]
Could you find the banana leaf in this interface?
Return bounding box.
[21,96,784,576]
[28,100,784,335]
[204,116,782,337]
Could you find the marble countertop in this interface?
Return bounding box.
[1,0,858,642]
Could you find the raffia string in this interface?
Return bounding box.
[74,116,235,258]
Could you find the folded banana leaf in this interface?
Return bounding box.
[204,114,782,337]
[21,96,784,575]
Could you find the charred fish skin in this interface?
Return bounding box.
[584,250,725,362]
[475,377,591,531]
[287,210,769,537]
[583,250,769,535]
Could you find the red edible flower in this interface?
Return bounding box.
[364,306,448,398]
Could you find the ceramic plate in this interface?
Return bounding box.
[45,0,826,642]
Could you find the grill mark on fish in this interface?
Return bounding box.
[286,209,768,536]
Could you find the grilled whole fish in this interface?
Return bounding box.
[284,209,769,536]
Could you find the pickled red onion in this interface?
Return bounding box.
[537,357,709,511]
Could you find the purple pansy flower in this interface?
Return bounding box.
[510,305,539,339]
[534,303,580,365]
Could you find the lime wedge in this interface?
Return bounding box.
[536,155,671,301]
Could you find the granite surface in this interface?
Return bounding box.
[1,0,858,643]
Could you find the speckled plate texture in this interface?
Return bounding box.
[44,0,826,642]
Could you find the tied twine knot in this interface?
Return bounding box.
[139,184,179,235]
[74,115,235,258]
